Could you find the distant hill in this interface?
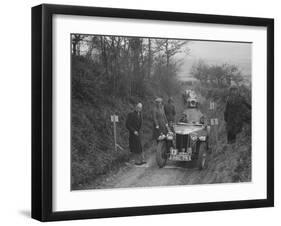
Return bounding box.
[177,57,251,83]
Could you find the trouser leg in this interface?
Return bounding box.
[134,153,142,164]
[227,131,236,144]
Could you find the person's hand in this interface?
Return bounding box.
[156,125,159,129]
[134,131,139,136]
[165,124,169,130]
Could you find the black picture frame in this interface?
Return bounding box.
[32,3,274,222]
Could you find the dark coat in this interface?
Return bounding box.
[125,111,142,153]
[224,95,251,135]
[152,106,168,140]
[164,103,176,122]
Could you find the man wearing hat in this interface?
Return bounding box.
[164,97,176,126]
[224,85,251,144]
[125,103,146,165]
[152,98,169,141]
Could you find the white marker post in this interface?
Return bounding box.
[111,114,123,151]
[209,101,219,151]
[210,101,215,110]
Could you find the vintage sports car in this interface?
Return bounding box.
[156,122,210,169]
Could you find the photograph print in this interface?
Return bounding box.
[71,34,252,190]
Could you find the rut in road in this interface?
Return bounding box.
[85,144,218,190]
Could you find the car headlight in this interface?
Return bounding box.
[190,134,197,141]
[166,132,174,140]
[199,136,206,141]
[167,134,173,140]
[158,134,166,140]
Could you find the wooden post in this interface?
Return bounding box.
[113,115,117,152]
[209,101,219,152]
[111,114,123,151]
[111,114,118,152]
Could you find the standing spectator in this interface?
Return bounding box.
[126,103,145,165]
[224,85,251,144]
[152,98,169,141]
[182,90,190,105]
[164,97,176,126]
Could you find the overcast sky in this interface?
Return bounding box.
[177,40,252,79]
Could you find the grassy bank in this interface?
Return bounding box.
[193,84,252,183]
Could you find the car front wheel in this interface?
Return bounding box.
[156,141,167,168]
[197,142,207,170]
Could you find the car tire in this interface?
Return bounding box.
[156,141,167,168]
[197,142,207,170]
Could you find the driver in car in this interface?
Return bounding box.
[180,98,204,124]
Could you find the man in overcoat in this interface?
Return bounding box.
[125,103,145,165]
[164,97,176,125]
[152,98,169,141]
[224,85,251,144]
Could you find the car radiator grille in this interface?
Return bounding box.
[176,134,190,152]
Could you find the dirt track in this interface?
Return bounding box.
[84,144,219,190]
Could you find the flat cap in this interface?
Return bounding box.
[155,97,163,102]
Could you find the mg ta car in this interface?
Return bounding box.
[156,122,210,169]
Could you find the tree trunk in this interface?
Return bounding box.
[148,38,152,78]
[165,40,170,68]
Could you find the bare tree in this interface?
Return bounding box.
[72,34,85,56]
[155,39,188,68]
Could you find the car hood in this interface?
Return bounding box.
[174,123,205,135]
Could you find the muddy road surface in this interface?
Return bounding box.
[84,145,217,190]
